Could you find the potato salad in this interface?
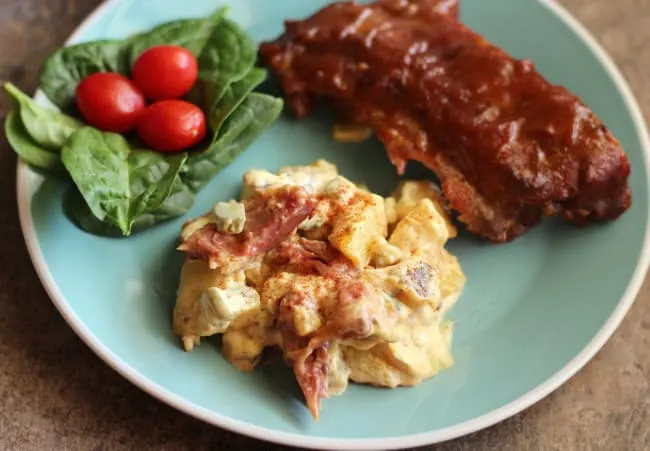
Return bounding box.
[174,160,466,419]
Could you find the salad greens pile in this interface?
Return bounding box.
[4,7,283,237]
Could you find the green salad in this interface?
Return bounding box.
[4,7,283,237]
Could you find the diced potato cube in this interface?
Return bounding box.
[391,181,456,238]
[173,260,228,350]
[277,159,339,190]
[292,304,322,336]
[370,237,402,268]
[383,321,454,380]
[242,160,339,198]
[241,169,280,199]
[438,249,466,312]
[299,199,331,231]
[343,320,454,388]
[326,344,351,396]
[322,176,358,204]
[329,191,387,268]
[364,257,441,310]
[173,258,258,352]
[389,199,452,253]
[198,285,259,327]
[222,309,273,372]
[384,197,399,225]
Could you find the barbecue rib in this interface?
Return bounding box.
[258,0,631,242]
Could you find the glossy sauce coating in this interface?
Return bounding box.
[259,0,631,241]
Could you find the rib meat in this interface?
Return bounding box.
[259,0,631,242]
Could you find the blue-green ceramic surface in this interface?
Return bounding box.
[18,0,650,449]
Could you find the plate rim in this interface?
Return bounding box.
[15,0,650,449]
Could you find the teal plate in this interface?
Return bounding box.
[17,0,650,449]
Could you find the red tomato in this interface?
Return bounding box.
[137,100,206,152]
[131,45,199,101]
[76,72,145,133]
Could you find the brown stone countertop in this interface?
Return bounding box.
[1,0,649,449]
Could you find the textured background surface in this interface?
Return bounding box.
[1,0,649,449]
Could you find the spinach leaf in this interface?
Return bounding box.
[135,177,196,226]
[61,127,188,235]
[127,150,188,220]
[127,7,228,66]
[63,177,195,237]
[39,40,131,112]
[182,93,284,191]
[4,109,65,173]
[197,18,257,105]
[207,67,267,133]
[63,187,124,237]
[4,83,82,150]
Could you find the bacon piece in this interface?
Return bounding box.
[266,237,359,278]
[178,186,317,270]
[269,238,335,275]
[278,279,378,419]
[259,0,632,242]
[271,240,375,419]
[277,290,330,420]
[281,328,331,421]
[295,343,330,420]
